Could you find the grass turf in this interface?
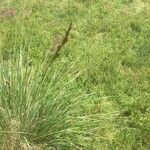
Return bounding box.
[0,0,150,149]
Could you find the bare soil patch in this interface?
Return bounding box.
[0,8,16,18]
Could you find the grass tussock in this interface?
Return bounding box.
[0,24,117,149]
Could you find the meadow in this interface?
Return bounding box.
[0,0,150,149]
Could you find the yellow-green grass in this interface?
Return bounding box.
[0,0,150,149]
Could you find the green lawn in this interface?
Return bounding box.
[0,0,150,149]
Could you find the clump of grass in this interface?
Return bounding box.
[0,23,118,149]
[0,23,78,149]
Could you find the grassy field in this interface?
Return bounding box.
[0,0,150,149]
